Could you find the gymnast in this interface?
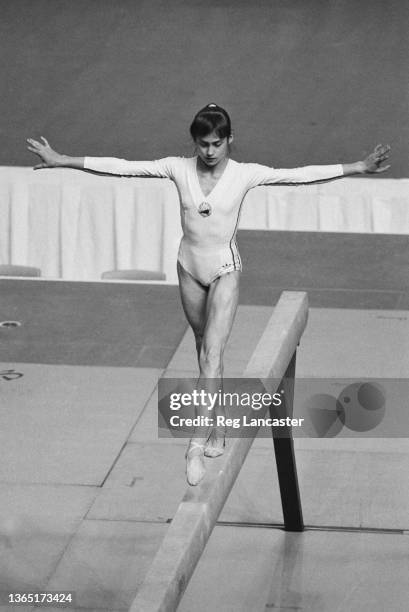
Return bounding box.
[27,103,390,486]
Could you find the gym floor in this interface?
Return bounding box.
[1,277,408,611]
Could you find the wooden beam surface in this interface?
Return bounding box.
[129,291,308,612]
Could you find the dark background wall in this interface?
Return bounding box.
[2,0,407,175]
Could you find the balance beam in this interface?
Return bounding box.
[129,291,308,612]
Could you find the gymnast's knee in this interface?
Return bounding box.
[199,344,223,377]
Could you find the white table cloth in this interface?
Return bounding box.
[1,167,408,282]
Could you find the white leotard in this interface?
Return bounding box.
[84,156,343,285]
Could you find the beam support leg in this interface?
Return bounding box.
[272,350,304,531]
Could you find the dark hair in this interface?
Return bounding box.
[190,103,232,140]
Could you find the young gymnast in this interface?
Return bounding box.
[27,104,390,485]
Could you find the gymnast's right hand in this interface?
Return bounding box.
[26,137,62,169]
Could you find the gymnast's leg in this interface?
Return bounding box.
[177,262,240,485]
[200,270,240,457]
[177,262,209,485]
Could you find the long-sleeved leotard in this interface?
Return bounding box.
[84,156,343,285]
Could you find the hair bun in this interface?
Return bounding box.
[190,104,231,140]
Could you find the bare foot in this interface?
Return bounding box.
[204,428,226,458]
[185,441,206,485]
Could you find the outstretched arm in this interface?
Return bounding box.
[27,137,84,169]
[342,144,391,176]
[26,137,175,178]
[248,144,391,187]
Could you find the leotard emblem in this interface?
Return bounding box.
[198,201,212,217]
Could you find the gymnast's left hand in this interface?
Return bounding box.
[361,144,391,174]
